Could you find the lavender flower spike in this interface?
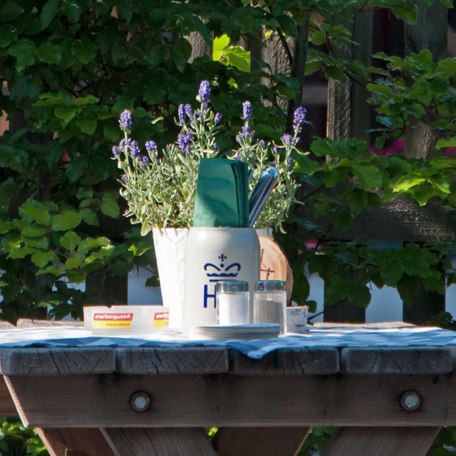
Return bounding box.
[177,132,192,153]
[293,106,307,128]
[198,80,211,103]
[282,134,293,146]
[177,104,186,126]
[129,140,141,157]
[145,140,157,153]
[242,101,252,121]
[119,109,133,130]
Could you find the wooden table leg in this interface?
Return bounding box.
[36,428,115,456]
[102,428,217,456]
[322,427,441,456]
[0,376,17,415]
[214,427,310,456]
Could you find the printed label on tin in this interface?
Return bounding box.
[92,312,133,329]
[152,311,169,328]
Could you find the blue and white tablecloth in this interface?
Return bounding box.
[0,324,456,359]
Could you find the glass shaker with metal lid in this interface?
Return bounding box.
[253,280,287,334]
[216,280,250,325]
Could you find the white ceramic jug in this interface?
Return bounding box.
[183,227,260,335]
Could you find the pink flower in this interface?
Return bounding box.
[369,139,405,157]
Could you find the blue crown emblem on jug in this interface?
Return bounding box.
[203,254,241,308]
[204,254,241,281]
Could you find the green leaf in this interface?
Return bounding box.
[0,1,24,21]
[55,106,78,124]
[21,225,47,237]
[310,30,326,46]
[67,270,86,283]
[323,168,350,188]
[37,41,62,64]
[212,34,230,61]
[436,137,456,150]
[393,175,426,192]
[7,39,36,71]
[19,200,51,225]
[367,83,392,96]
[100,193,120,218]
[78,236,110,253]
[76,116,97,135]
[332,211,353,230]
[31,251,55,268]
[74,95,99,106]
[409,184,435,206]
[64,253,83,269]
[62,0,80,22]
[24,236,49,250]
[51,211,82,231]
[72,39,97,64]
[348,283,371,308]
[0,220,10,234]
[352,164,383,189]
[429,177,451,194]
[80,208,99,226]
[345,188,368,214]
[41,0,59,29]
[59,231,82,250]
[212,35,251,73]
[8,246,34,259]
[0,26,18,47]
[225,47,251,73]
[380,262,404,286]
[103,123,121,142]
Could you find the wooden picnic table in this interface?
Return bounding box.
[0,322,455,456]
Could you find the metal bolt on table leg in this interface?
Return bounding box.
[130,391,151,413]
[400,390,422,412]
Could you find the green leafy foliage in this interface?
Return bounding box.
[0,417,48,455]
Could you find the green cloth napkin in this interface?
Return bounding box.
[192,158,249,227]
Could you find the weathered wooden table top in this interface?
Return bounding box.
[1,322,455,456]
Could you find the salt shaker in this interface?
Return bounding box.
[253,280,287,334]
[216,280,250,325]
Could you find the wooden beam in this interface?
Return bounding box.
[102,428,217,456]
[340,347,453,375]
[322,427,440,456]
[36,428,115,456]
[116,347,228,375]
[5,373,456,428]
[214,427,310,456]
[229,348,339,375]
[0,348,116,376]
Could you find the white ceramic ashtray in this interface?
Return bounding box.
[83,305,168,335]
[190,323,280,340]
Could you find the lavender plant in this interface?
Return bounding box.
[112,81,307,233]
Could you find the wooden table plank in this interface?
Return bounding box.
[230,348,339,375]
[341,347,453,374]
[0,376,16,415]
[214,427,310,456]
[116,347,229,375]
[322,427,440,456]
[5,373,456,428]
[0,348,115,376]
[102,428,217,456]
[36,428,115,456]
